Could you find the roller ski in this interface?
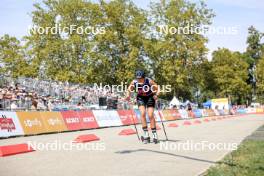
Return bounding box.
[141,127,159,144]
[141,136,150,144]
[140,136,159,144]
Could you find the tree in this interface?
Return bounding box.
[25,0,105,83]
[0,34,32,78]
[245,26,264,102]
[144,0,214,100]
[25,0,148,85]
[246,26,263,61]
[93,0,148,84]
[256,56,264,103]
[198,60,217,103]
[211,48,250,104]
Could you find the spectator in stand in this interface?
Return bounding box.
[77,102,84,110]
[48,100,54,111]
[31,99,38,110]
[187,103,192,111]
[0,77,123,110]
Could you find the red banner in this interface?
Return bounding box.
[117,110,139,125]
[77,111,99,129]
[61,111,82,131]
[117,110,132,125]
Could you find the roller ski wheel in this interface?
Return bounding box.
[141,136,150,144]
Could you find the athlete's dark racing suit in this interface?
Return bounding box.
[133,77,155,108]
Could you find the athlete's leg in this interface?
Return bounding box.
[147,107,158,142]
[139,105,147,128]
[147,107,155,129]
[146,96,156,128]
[147,97,158,142]
[139,105,150,143]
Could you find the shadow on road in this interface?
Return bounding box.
[115,148,215,164]
[158,139,181,142]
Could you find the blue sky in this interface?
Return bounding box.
[0,0,263,58]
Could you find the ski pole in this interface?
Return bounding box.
[156,101,168,141]
[127,100,140,141]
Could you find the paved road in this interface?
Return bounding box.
[0,114,264,176]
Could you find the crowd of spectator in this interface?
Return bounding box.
[2,77,259,112]
[0,77,121,111]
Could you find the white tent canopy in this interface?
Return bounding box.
[169,96,182,107]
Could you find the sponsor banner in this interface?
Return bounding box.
[246,108,257,114]
[61,111,82,131]
[223,109,230,115]
[236,108,247,114]
[134,109,160,123]
[0,111,24,137]
[132,109,162,123]
[211,98,229,110]
[128,110,140,124]
[206,109,216,116]
[161,110,174,121]
[134,109,142,122]
[179,109,188,119]
[218,109,225,116]
[193,109,202,118]
[170,109,181,119]
[40,111,67,133]
[77,111,99,129]
[117,110,133,125]
[213,109,220,116]
[93,110,122,127]
[117,110,139,125]
[17,111,47,135]
[256,108,264,113]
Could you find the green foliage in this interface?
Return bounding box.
[1,0,263,104]
[245,26,264,102]
[0,35,33,78]
[246,26,264,61]
[211,48,250,104]
[206,140,264,176]
[24,0,149,84]
[144,0,214,100]
[256,57,264,103]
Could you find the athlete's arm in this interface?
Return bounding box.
[150,79,160,97]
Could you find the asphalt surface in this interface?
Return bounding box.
[0,114,264,176]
